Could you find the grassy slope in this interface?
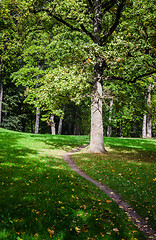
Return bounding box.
[0,128,147,240]
[104,137,156,152]
[73,137,156,230]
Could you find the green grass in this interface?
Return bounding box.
[73,138,156,230]
[104,137,156,152]
[0,128,147,240]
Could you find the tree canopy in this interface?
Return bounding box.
[0,0,155,144]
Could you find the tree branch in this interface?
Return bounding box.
[104,70,156,83]
[80,24,95,41]
[104,76,125,81]
[88,0,93,7]
[131,70,156,83]
[30,8,95,41]
[101,0,125,44]
[101,0,117,16]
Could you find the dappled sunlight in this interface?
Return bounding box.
[105,137,156,152]
[0,128,147,239]
[39,148,67,158]
[73,149,156,230]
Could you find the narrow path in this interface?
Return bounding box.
[63,146,156,240]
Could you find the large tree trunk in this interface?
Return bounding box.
[50,115,56,135]
[142,114,147,138]
[89,81,105,152]
[88,0,106,153]
[34,107,40,134]
[146,85,152,138]
[88,57,106,153]
[107,99,113,137]
[0,82,3,125]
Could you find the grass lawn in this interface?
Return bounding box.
[0,128,154,239]
[73,137,156,231]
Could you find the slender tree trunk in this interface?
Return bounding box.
[50,115,56,135]
[142,114,147,138]
[146,85,152,138]
[146,115,151,138]
[34,71,41,134]
[74,124,80,135]
[107,99,113,137]
[34,107,40,134]
[58,107,65,135]
[0,82,3,125]
[107,126,111,137]
[58,117,63,135]
[119,122,123,137]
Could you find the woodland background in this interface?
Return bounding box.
[0,0,155,138]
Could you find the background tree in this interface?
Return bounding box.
[0,0,26,129]
[0,3,19,125]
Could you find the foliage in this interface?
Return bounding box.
[12,24,93,120]
[0,0,21,82]
[1,0,156,136]
[62,102,91,135]
[1,82,30,132]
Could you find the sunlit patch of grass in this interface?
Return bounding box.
[0,128,146,239]
[104,137,156,152]
[73,145,156,230]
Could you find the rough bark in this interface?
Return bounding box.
[0,82,3,125]
[50,115,56,135]
[146,85,152,138]
[34,107,40,134]
[107,99,113,137]
[142,114,147,138]
[88,57,106,153]
[88,79,105,152]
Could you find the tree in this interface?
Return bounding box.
[0,1,21,126]
[27,0,128,152]
[5,0,155,140]
[101,0,156,137]
[146,84,152,138]
[12,26,52,133]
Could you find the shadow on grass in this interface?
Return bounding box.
[0,129,145,240]
[29,134,90,151]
